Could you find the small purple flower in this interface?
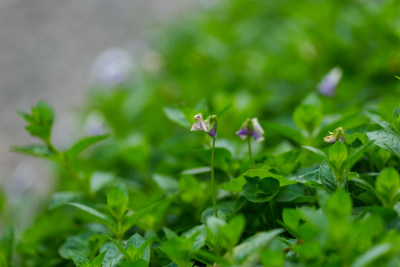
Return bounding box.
[236,118,264,142]
[317,67,342,97]
[324,127,346,144]
[191,113,217,138]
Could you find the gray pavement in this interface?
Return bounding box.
[0,0,193,197]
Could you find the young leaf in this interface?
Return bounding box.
[90,250,107,267]
[163,107,191,128]
[69,203,116,229]
[122,197,175,232]
[293,104,322,134]
[302,146,329,162]
[103,235,130,260]
[329,140,347,168]
[65,134,109,159]
[107,186,129,219]
[10,144,55,158]
[126,233,151,263]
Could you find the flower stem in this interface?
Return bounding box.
[247,136,254,168]
[211,137,218,217]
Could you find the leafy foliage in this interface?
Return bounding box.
[4,0,400,266]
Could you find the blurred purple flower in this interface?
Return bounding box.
[318,67,342,97]
[84,111,106,136]
[236,118,264,142]
[191,113,217,138]
[91,48,132,87]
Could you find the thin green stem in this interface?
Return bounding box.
[46,140,93,197]
[247,136,254,168]
[211,137,218,217]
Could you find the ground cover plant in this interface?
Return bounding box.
[2,0,400,266]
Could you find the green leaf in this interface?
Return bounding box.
[260,249,284,267]
[90,172,114,193]
[302,146,329,161]
[376,168,400,206]
[369,110,393,125]
[122,197,175,232]
[163,107,191,128]
[351,244,392,267]
[100,242,123,266]
[222,215,246,249]
[0,227,14,267]
[367,130,400,159]
[233,229,284,264]
[10,144,55,158]
[326,190,352,218]
[346,141,374,169]
[242,176,280,203]
[69,250,90,267]
[17,101,55,141]
[329,140,347,168]
[221,168,295,192]
[263,121,306,145]
[90,250,107,267]
[182,225,206,251]
[48,191,82,210]
[107,186,129,219]
[59,233,94,259]
[152,174,179,196]
[319,161,337,192]
[69,203,116,229]
[65,134,108,158]
[282,209,300,236]
[126,233,150,263]
[293,104,322,133]
[103,235,130,260]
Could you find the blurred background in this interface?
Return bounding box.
[2,0,400,232]
[0,0,192,198]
